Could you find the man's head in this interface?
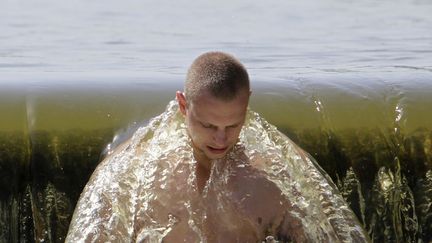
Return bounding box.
[183,51,250,103]
[177,52,251,167]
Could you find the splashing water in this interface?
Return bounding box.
[65,101,369,242]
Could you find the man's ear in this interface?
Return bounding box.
[176,91,187,116]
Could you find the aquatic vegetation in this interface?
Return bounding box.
[289,127,432,242]
[0,129,113,242]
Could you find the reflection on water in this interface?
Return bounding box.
[1,0,432,75]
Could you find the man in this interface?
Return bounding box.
[175,51,251,193]
[66,52,369,242]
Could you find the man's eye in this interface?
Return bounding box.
[201,123,212,128]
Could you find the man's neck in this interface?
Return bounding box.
[193,150,212,193]
[193,150,212,171]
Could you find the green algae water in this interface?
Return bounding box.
[2,0,432,241]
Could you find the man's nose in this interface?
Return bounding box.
[214,129,227,145]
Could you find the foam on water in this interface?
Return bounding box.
[66,101,368,242]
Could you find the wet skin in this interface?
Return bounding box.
[176,89,250,189]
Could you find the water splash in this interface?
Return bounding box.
[66,101,368,242]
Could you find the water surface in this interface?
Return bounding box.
[1,0,432,242]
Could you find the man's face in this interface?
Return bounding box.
[177,90,249,163]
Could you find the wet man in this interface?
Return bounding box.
[66,52,369,242]
[175,52,251,193]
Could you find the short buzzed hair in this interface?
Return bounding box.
[185,52,250,103]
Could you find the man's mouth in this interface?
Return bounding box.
[207,146,228,154]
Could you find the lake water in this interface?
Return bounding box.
[1,0,432,131]
[1,0,432,242]
[2,0,431,76]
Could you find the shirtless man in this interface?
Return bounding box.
[170,52,295,241]
[175,51,251,193]
[66,52,369,242]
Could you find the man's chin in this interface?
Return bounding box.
[208,153,226,160]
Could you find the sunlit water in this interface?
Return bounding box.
[1,0,432,242]
[1,0,431,75]
[66,101,368,242]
